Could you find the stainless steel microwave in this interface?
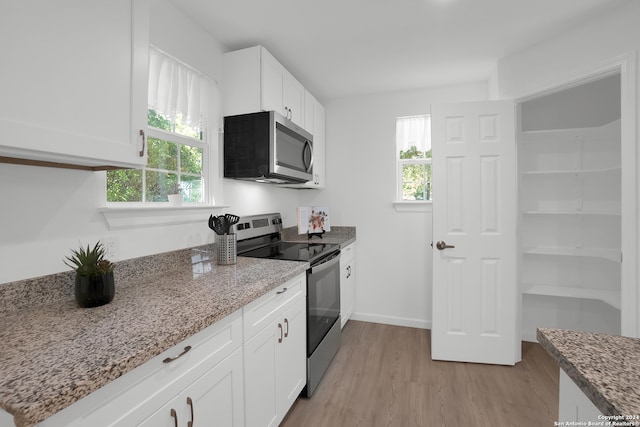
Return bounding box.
[223,111,313,184]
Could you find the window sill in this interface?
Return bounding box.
[392,201,433,213]
[99,204,229,230]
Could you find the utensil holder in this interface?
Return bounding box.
[215,234,237,265]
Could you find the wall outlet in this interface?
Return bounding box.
[102,237,120,260]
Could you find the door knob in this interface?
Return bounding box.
[436,241,455,250]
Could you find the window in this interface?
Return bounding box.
[107,47,217,204]
[396,115,432,201]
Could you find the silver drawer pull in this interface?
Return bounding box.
[163,345,192,363]
[187,396,194,427]
[139,129,146,157]
[276,287,288,294]
[171,409,178,427]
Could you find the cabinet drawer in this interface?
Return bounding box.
[40,310,242,427]
[243,273,305,342]
[341,243,355,262]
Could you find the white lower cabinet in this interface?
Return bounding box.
[559,370,602,423]
[340,243,356,328]
[243,275,307,427]
[139,347,244,427]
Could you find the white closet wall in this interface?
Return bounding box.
[518,74,622,341]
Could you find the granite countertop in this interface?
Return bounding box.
[281,225,356,248]
[537,327,640,416]
[0,247,308,427]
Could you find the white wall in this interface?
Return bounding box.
[316,83,488,328]
[0,0,311,284]
[493,0,640,338]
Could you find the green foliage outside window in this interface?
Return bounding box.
[106,109,204,203]
[400,145,432,201]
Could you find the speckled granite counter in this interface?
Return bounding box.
[537,327,640,416]
[0,246,308,427]
[282,225,356,248]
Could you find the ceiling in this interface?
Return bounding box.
[167,0,626,102]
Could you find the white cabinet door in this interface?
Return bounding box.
[182,348,244,427]
[431,100,519,365]
[223,46,306,128]
[0,0,148,169]
[282,74,305,126]
[340,243,356,328]
[243,292,306,427]
[138,348,244,427]
[276,298,306,415]
[261,49,304,127]
[308,93,326,188]
[244,321,279,427]
[558,370,602,422]
[283,91,325,189]
[261,51,285,117]
[136,397,181,427]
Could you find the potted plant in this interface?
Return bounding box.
[167,182,183,205]
[64,241,115,308]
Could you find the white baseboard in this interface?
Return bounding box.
[347,314,541,345]
[350,312,431,330]
[521,330,539,343]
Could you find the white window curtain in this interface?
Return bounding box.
[147,46,220,133]
[396,115,431,153]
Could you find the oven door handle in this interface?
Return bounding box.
[311,252,341,274]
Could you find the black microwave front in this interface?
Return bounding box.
[223,111,313,184]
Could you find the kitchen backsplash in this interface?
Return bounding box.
[282,225,356,243]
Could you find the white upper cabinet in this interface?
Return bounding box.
[284,90,325,188]
[223,46,306,128]
[224,45,328,188]
[0,0,149,170]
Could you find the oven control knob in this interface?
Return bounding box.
[243,222,251,229]
[237,223,245,230]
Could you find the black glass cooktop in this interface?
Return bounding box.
[240,241,339,264]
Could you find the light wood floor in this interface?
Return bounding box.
[281,321,559,427]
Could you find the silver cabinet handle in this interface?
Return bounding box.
[276,287,288,295]
[284,318,289,338]
[171,409,178,427]
[187,397,194,427]
[436,241,455,250]
[163,345,192,363]
[278,323,283,343]
[139,129,146,157]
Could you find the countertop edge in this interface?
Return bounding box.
[536,327,639,416]
[536,328,616,415]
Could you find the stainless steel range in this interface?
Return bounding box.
[233,213,341,397]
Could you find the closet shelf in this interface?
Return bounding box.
[522,246,621,263]
[521,210,621,216]
[521,166,621,176]
[522,284,620,310]
[518,119,621,141]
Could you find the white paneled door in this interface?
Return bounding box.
[431,101,520,365]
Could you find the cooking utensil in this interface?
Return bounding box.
[208,215,226,235]
[224,214,240,233]
[209,214,240,235]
